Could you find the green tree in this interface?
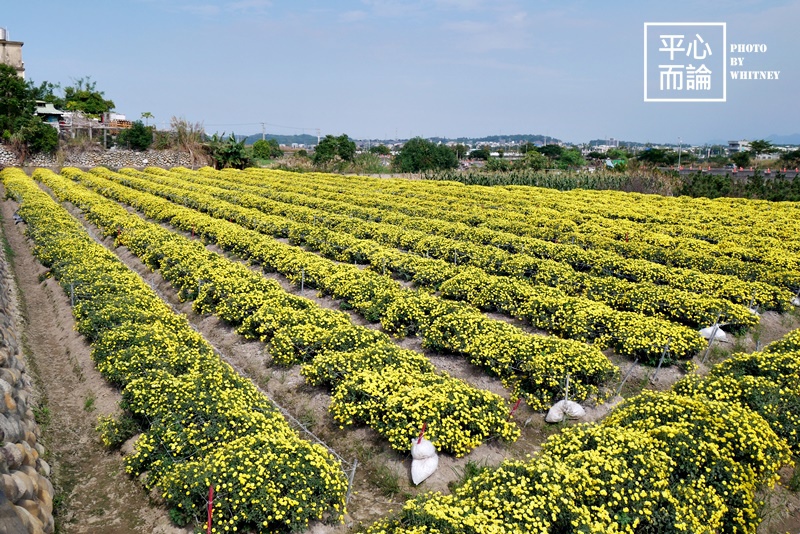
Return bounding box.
[117,121,152,151]
[393,137,458,172]
[537,144,564,159]
[606,148,629,160]
[748,139,773,158]
[452,143,468,159]
[63,76,114,117]
[369,144,391,156]
[267,138,283,158]
[0,64,35,137]
[779,148,800,168]
[15,117,59,155]
[335,134,356,162]
[558,148,586,169]
[313,134,356,165]
[140,111,154,126]
[516,150,548,170]
[252,138,283,160]
[731,151,751,169]
[27,79,64,108]
[637,148,679,166]
[206,134,252,169]
[469,145,491,160]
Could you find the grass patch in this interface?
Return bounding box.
[83,393,96,412]
[448,459,490,492]
[789,461,800,492]
[367,464,402,499]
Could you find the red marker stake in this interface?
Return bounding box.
[417,422,427,444]
[509,398,522,419]
[207,484,215,534]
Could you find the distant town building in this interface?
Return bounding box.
[0,27,24,78]
[728,140,750,153]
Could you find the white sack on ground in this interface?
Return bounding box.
[410,438,438,485]
[698,324,728,341]
[545,399,586,423]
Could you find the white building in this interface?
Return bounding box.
[728,140,750,153]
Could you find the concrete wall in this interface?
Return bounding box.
[0,145,197,169]
[0,39,24,77]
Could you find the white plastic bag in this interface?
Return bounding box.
[410,438,438,485]
[545,399,586,423]
[698,324,727,341]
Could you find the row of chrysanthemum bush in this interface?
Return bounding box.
[238,166,800,288]
[33,167,521,457]
[71,165,712,374]
[367,335,800,533]
[53,166,616,409]
[222,166,797,302]
[138,164,789,317]
[88,165,738,364]
[116,165,769,329]
[0,168,349,532]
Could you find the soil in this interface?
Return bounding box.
[2,174,799,533]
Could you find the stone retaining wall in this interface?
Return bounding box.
[0,245,54,533]
[0,144,195,169]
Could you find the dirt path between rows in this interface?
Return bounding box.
[0,190,189,534]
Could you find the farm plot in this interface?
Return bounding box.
[0,168,348,533]
[3,165,799,533]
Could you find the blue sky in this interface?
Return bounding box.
[4,1,798,144]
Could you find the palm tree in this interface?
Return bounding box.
[140,111,154,127]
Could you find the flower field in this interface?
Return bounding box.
[1,168,348,532]
[2,164,798,533]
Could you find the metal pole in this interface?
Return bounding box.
[650,340,671,383]
[345,458,359,504]
[701,324,720,364]
[615,358,639,397]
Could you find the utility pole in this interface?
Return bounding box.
[261,123,265,141]
[678,136,682,169]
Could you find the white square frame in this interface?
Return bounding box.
[644,22,727,102]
